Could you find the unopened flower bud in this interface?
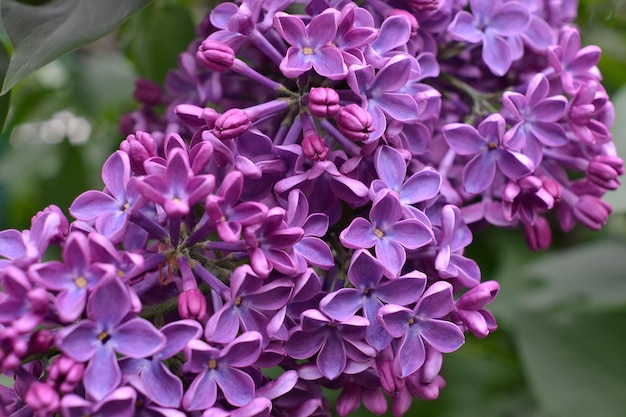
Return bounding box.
[308,87,341,118]
[32,205,69,245]
[408,0,439,11]
[542,178,562,202]
[573,194,612,231]
[24,382,60,417]
[456,281,500,311]
[523,216,552,251]
[27,329,54,356]
[178,288,207,321]
[587,155,624,190]
[213,108,250,140]
[47,355,85,393]
[335,104,374,142]
[133,78,162,106]
[197,39,235,72]
[302,134,329,161]
[120,131,158,175]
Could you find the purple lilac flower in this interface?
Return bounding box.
[448,0,530,76]
[378,281,465,378]
[442,114,535,194]
[274,11,348,80]
[120,320,202,408]
[502,73,568,165]
[347,55,420,140]
[29,232,116,323]
[182,332,262,410]
[340,190,432,275]
[285,308,375,380]
[56,279,166,400]
[204,264,293,344]
[320,249,427,350]
[60,386,136,417]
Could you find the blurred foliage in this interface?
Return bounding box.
[1,0,626,416]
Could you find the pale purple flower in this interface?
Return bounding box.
[70,151,139,243]
[378,281,465,378]
[29,232,116,323]
[503,73,568,165]
[182,332,263,410]
[347,55,420,140]
[320,249,427,350]
[285,309,375,380]
[339,190,433,276]
[442,114,535,194]
[120,320,202,408]
[60,386,136,417]
[448,0,530,76]
[204,264,293,344]
[274,11,348,80]
[56,279,166,401]
[0,266,48,333]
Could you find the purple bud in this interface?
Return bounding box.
[408,0,438,11]
[175,104,210,127]
[27,329,54,356]
[133,78,162,106]
[120,131,158,175]
[308,87,341,118]
[587,155,624,190]
[178,288,207,321]
[213,108,250,140]
[542,178,562,203]
[31,205,68,245]
[456,281,500,311]
[197,39,235,72]
[573,195,612,231]
[335,104,374,142]
[302,134,329,161]
[523,216,552,251]
[24,382,60,417]
[47,355,85,393]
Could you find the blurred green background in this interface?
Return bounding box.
[1,0,626,416]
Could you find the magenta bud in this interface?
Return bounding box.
[178,288,207,321]
[523,216,552,251]
[197,39,235,72]
[133,78,162,106]
[335,104,374,142]
[302,134,329,161]
[120,131,158,175]
[47,355,85,393]
[456,281,500,310]
[408,0,439,11]
[308,87,341,118]
[32,205,69,245]
[542,178,562,202]
[175,104,209,127]
[27,329,54,356]
[24,382,60,417]
[587,155,624,190]
[213,108,250,140]
[573,194,612,231]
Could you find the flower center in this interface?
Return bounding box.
[74,276,88,289]
[487,142,497,150]
[374,228,384,238]
[208,358,218,369]
[407,318,415,325]
[302,46,314,55]
[97,331,111,344]
[234,296,243,306]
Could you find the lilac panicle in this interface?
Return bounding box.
[2,1,622,416]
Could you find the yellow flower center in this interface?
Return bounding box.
[74,276,88,288]
[374,228,384,238]
[302,46,314,55]
[208,358,218,369]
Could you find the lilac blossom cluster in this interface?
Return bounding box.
[0,0,622,416]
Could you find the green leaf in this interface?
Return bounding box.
[120,2,195,85]
[513,310,626,417]
[512,240,626,313]
[0,0,152,94]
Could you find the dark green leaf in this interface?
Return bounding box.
[120,2,195,84]
[0,0,152,94]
